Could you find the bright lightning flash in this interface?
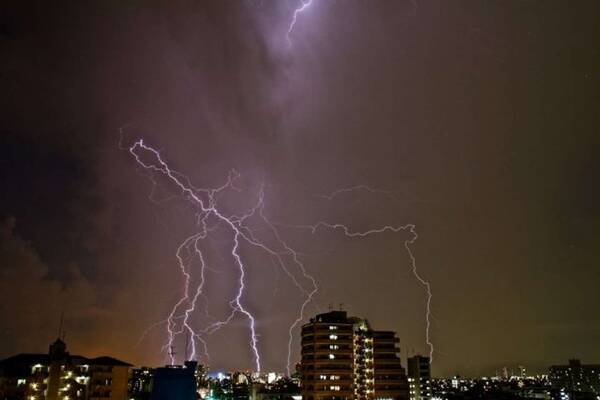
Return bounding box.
[284,217,433,361]
[287,0,314,47]
[129,139,434,372]
[128,139,319,373]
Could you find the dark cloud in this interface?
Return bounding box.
[0,217,97,350]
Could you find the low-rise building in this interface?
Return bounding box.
[0,338,131,400]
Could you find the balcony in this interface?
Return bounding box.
[372,367,404,374]
[314,359,353,367]
[373,379,404,384]
[304,366,353,373]
[373,347,399,354]
[373,357,400,364]
[313,338,352,345]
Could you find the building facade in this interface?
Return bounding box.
[0,338,131,400]
[129,367,154,400]
[549,359,600,398]
[407,356,430,400]
[300,311,409,400]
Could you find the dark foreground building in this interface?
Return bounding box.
[0,338,131,400]
[300,311,409,400]
[129,367,154,400]
[149,361,197,400]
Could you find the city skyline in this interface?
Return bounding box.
[1,0,600,378]
[5,333,597,400]
[2,315,597,379]
[0,310,596,379]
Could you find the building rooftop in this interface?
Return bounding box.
[0,352,132,374]
[88,356,133,367]
[310,310,349,323]
[0,353,49,367]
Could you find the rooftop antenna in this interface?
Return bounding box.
[185,333,189,361]
[328,303,333,311]
[169,346,177,364]
[339,303,344,311]
[58,311,64,339]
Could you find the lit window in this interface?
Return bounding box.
[31,364,44,374]
[329,326,337,330]
[330,345,339,350]
[329,334,338,340]
[329,354,335,359]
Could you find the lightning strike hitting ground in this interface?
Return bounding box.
[128,137,434,371]
[128,139,320,372]
[279,217,434,361]
[315,186,434,359]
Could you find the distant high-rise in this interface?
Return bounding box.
[300,311,409,400]
[407,356,430,400]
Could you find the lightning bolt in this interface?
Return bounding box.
[284,10,431,362]
[404,226,434,361]
[280,222,433,361]
[279,186,435,361]
[128,138,433,371]
[128,139,320,372]
[122,0,433,371]
[286,0,314,47]
[129,139,261,370]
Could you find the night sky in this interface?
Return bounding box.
[1,0,599,377]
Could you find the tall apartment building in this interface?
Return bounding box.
[407,356,430,400]
[300,311,409,400]
[0,338,131,400]
[549,359,600,396]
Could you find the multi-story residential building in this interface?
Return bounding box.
[407,356,430,400]
[129,367,154,400]
[549,359,600,398]
[300,311,409,400]
[0,338,131,400]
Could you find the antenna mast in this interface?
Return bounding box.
[58,311,64,339]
